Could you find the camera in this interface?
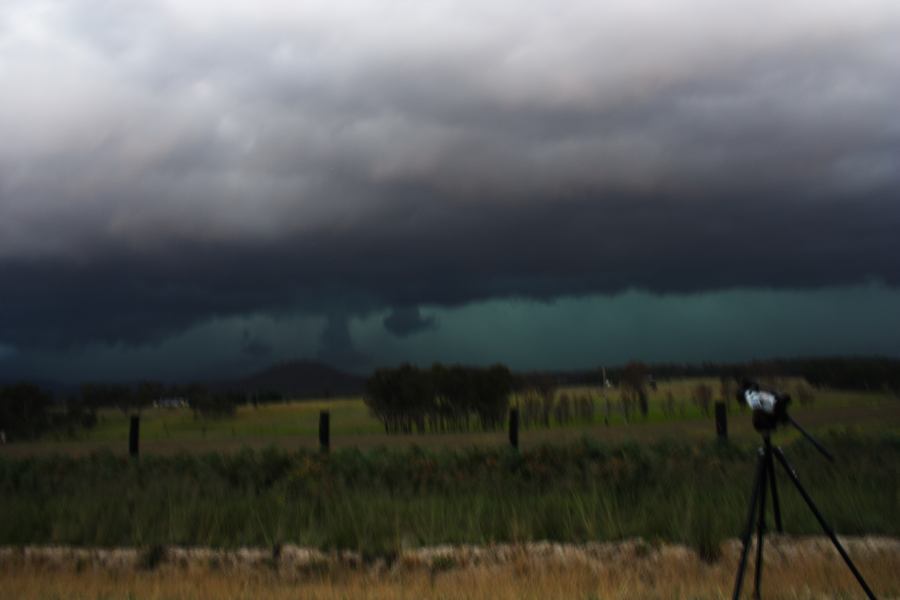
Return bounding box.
[737,380,790,432]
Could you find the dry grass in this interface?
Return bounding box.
[2,538,898,599]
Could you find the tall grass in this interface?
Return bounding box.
[0,434,896,557]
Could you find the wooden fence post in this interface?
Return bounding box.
[715,402,727,441]
[129,415,140,458]
[319,410,330,453]
[509,408,519,450]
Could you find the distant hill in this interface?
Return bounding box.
[228,360,366,399]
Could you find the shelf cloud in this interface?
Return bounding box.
[1,0,899,375]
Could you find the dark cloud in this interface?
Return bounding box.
[383,307,437,337]
[1,0,899,373]
[241,329,272,359]
[317,314,367,368]
[1,186,896,359]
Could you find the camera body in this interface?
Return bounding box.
[737,380,791,432]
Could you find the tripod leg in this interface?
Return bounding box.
[764,438,783,533]
[753,452,768,599]
[772,448,877,600]
[733,449,766,600]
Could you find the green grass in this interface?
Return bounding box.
[4,378,896,456]
[82,397,382,442]
[0,434,897,558]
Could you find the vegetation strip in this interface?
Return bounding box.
[1,436,897,557]
[2,537,898,572]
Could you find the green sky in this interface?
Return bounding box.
[6,283,897,383]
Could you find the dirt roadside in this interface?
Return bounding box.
[1,536,898,599]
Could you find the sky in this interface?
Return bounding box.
[1,1,899,382]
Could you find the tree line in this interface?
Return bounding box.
[365,364,514,434]
[531,357,900,395]
[0,381,283,442]
[0,382,96,442]
[76,382,244,418]
[641,357,900,393]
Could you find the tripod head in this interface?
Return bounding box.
[737,379,834,461]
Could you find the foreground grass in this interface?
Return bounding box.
[1,434,897,558]
[2,538,899,599]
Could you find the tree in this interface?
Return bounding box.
[365,364,512,434]
[179,383,237,419]
[719,377,736,407]
[621,362,649,418]
[80,383,132,410]
[135,381,165,410]
[61,394,98,434]
[472,365,512,430]
[0,383,51,441]
[1,382,110,441]
[366,364,430,433]
[693,383,713,416]
[531,375,556,427]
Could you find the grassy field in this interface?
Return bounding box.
[2,378,898,456]
[0,435,897,556]
[1,379,897,596]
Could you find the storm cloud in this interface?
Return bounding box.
[1,0,899,376]
[384,307,437,337]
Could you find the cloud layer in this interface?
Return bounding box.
[1,0,899,361]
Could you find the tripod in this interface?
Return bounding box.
[731,422,877,599]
